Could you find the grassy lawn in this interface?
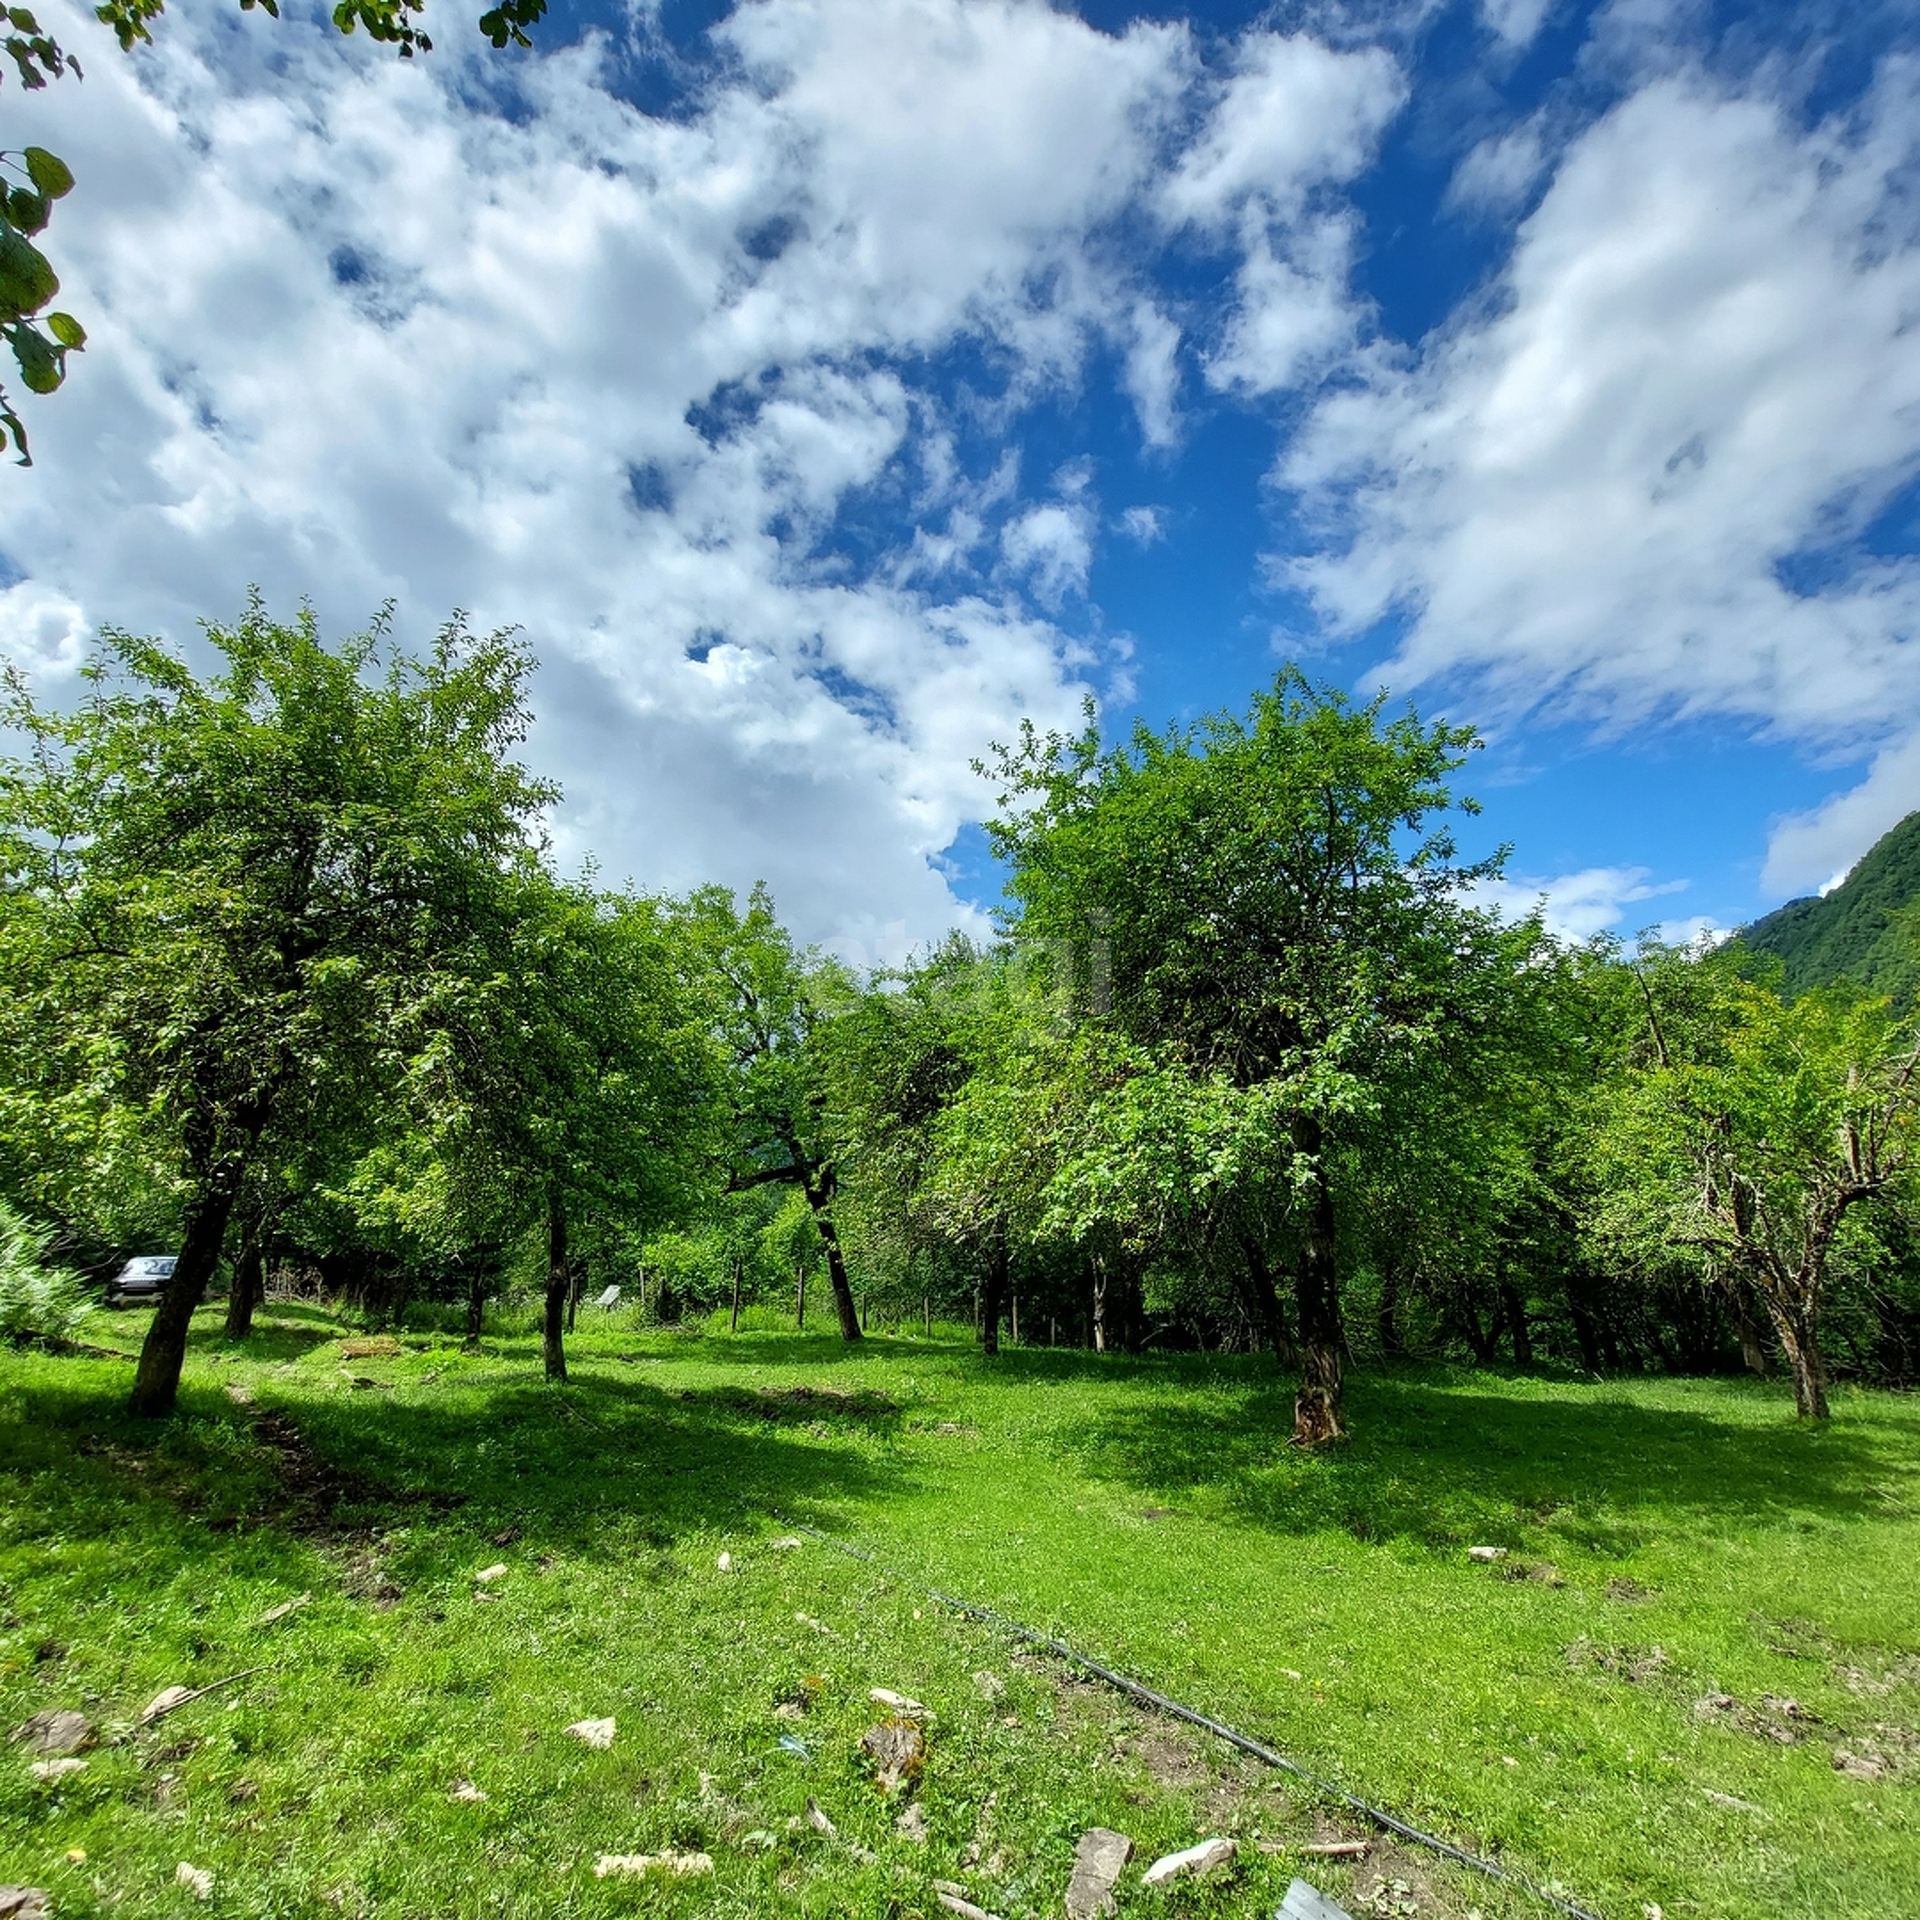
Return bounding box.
[2,1307,1917,1920]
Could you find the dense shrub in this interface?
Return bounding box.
[0,1199,91,1343]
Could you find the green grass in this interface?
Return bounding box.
[3,1307,1917,1920]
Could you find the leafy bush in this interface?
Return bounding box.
[0,1199,91,1342]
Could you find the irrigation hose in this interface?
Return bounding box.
[775,1516,1607,1920]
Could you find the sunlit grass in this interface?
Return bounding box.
[2,1305,1916,1918]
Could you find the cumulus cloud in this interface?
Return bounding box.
[1285,62,1920,789]
[1118,505,1167,545]
[1762,732,1920,897]
[1161,31,1405,396]
[0,0,1202,957]
[1475,865,1690,941]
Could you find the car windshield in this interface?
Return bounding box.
[131,1257,176,1275]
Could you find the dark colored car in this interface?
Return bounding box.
[106,1254,177,1308]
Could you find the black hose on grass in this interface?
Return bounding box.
[778,1516,1607,1920]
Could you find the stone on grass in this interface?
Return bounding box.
[8,1712,93,1758]
[1278,1877,1356,1920]
[251,1594,311,1629]
[564,1717,616,1749]
[140,1686,197,1726]
[717,1552,732,1572]
[593,1851,712,1879]
[450,1779,488,1802]
[0,1891,50,1920]
[869,1687,928,1716]
[895,1802,929,1843]
[1140,1836,1236,1886]
[175,1862,215,1900]
[474,1564,509,1584]
[29,1758,87,1783]
[770,1536,805,1550]
[933,1885,1002,1920]
[972,1670,1006,1703]
[860,1718,926,1794]
[805,1796,835,1835]
[1065,1827,1133,1918]
[1467,1546,1508,1563]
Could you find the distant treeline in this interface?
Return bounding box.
[3,606,1916,1434]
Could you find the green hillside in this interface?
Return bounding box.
[1740,809,1920,1000]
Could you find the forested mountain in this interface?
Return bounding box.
[1740,811,1920,1002]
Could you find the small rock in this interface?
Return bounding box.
[251,1593,311,1629]
[450,1778,488,1801]
[896,1802,930,1843]
[770,1536,805,1550]
[1300,1841,1369,1858]
[1065,1826,1133,1918]
[141,1686,196,1726]
[592,1851,712,1878]
[716,1552,732,1572]
[1278,1880,1357,1920]
[935,1892,1002,1920]
[474,1563,509,1584]
[8,1712,93,1757]
[774,1701,808,1722]
[869,1687,929,1716]
[1702,1788,1763,1814]
[225,1383,254,1405]
[564,1717,616,1749]
[805,1796,836,1835]
[176,1862,215,1900]
[861,1718,926,1794]
[0,1892,51,1920]
[1467,1546,1508,1563]
[29,1758,87,1782]
[972,1670,1006,1702]
[1834,1748,1889,1781]
[1141,1836,1236,1887]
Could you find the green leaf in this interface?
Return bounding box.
[6,189,48,236]
[0,402,30,465]
[45,310,83,349]
[8,322,62,394]
[0,224,57,319]
[22,148,74,200]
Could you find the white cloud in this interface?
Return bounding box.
[1476,864,1688,941]
[1161,31,1405,398]
[1445,120,1549,215]
[1287,63,1920,780]
[0,0,1199,959]
[1762,731,1920,897]
[1118,505,1167,544]
[1001,502,1095,607]
[1481,0,1555,52]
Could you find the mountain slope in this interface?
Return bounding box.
[1739,810,1920,1001]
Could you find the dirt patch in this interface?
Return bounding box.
[1832,1722,1920,1781]
[1566,1638,1669,1683]
[1693,1691,1821,1745]
[1605,1577,1654,1603]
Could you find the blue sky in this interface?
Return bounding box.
[2,0,1917,959]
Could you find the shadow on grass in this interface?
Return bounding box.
[1055,1362,1908,1552]
[5,1355,906,1582]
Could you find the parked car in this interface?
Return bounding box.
[106,1254,177,1308]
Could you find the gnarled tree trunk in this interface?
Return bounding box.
[1768,1299,1830,1419]
[224,1208,266,1340]
[130,1187,236,1417]
[1236,1230,1296,1363]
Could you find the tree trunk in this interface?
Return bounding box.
[543,1191,569,1383]
[566,1260,582,1334]
[730,1256,742,1332]
[1501,1280,1534,1368]
[130,1187,237,1417]
[1377,1262,1404,1358]
[1290,1124,1345,1446]
[1091,1253,1108,1354]
[224,1211,265,1340]
[1727,1281,1771,1376]
[981,1218,1008,1356]
[1565,1276,1604,1373]
[1236,1231,1296,1362]
[796,1257,805,1329]
[1768,1299,1830,1419]
[465,1261,486,1350]
[1010,1293,1019,1345]
[794,1155,862,1342]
